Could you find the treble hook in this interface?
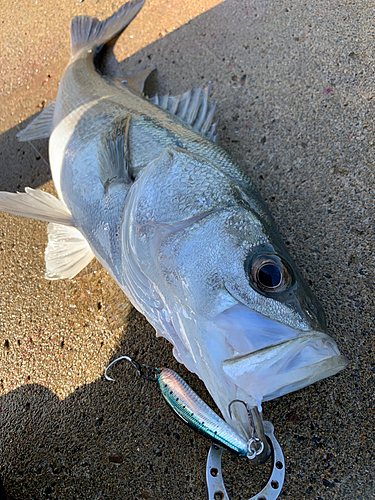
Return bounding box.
[104,355,156,382]
[228,399,254,422]
[228,399,270,464]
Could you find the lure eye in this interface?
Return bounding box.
[247,254,294,294]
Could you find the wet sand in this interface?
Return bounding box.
[0,0,374,498]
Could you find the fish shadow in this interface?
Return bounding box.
[0,128,50,192]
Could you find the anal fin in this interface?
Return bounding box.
[98,114,132,189]
[45,223,95,280]
[17,101,55,141]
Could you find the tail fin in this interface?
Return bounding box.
[70,0,145,58]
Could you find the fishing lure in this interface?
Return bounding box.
[105,356,285,499]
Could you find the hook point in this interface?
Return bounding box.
[104,355,134,382]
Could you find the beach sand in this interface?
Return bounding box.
[0,1,374,498]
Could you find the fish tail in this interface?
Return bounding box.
[70,0,145,58]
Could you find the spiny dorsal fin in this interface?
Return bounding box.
[98,114,132,191]
[70,0,145,57]
[149,83,219,143]
[16,101,55,142]
[113,66,156,94]
[45,223,95,279]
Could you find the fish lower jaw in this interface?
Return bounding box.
[222,331,348,408]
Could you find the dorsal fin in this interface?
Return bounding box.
[149,83,219,143]
[113,66,156,94]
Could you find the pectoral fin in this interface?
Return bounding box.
[98,114,132,189]
[45,223,95,279]
[0,187,73,225]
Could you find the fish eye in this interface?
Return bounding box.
[247,254,294,294]
[258,263,282,288]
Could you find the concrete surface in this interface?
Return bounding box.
[0,0,374,499]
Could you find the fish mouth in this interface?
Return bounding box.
[221,331,348,406]
[167,303,347,436]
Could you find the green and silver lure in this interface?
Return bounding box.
[158,367,264,460]
[105,356,285,499]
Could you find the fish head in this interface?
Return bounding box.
[159,207,346,428]
[125,148,348,436]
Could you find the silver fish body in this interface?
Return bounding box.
[0,0,347,438]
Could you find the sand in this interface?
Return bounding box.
[0,0,374,498]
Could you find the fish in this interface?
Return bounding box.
[0,0,347,438]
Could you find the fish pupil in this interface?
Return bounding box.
[258,264,281,288]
